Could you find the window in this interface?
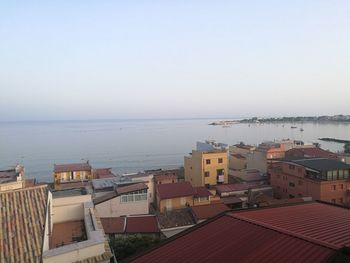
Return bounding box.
[327,171,332,180]
[166,199,172,210]
[289,164,295,170]
[197,196,209,202]
[289,182,295,187]
[206,159,211,165]
[332,185,336,191]
[332,170,338,180]
[340,184,344,190]
[339,170,344,180]
[289,194,295,198]
[218,158,223,163]
[217,169,224,176]
[344,170,349,179]
[204,171,210,177]
[120,189,147,203]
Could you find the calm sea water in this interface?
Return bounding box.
[1,119,349,182]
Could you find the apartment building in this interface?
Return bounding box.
[0,164,25,191]
[53,162,92,190]
[94,183,149,217]
[246,140,300,173]
[156,182,194,212]
[229,143,255,171]
[269,158,350,205]
[184,149,228,187]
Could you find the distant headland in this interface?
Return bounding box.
[209,115,350,125]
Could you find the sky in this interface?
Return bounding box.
[1,1,350,121]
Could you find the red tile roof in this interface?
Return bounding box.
[126,216,160,233]
[93,168,115,179]
[193,187,212,198]
[131,211,335,263]
[54,162,91,173]
[100,216,160,234]
[156,182,194,200]
[154,174,178,182]
[191,203,230,221]
[286,147,338,159]
[100,217,126,234]
[231,202,350,249]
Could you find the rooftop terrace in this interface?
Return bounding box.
[49,220,87,249]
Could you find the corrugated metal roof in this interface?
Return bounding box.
[191,203,230,221]
[126,216,160,233]
[291,158,350,172]
[231,202,350,249]
[131,214,334,263]
[100,216,160,234]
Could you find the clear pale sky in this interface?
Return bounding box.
[1,1,350,121]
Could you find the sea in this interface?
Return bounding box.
[1,119,350,182]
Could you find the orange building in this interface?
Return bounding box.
[269,158,350,205]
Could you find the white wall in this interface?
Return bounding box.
[247,151,267,173]
[130,174,155,203]
[95,195,149,218]
[52,194,92,223]
[42,191,53,252]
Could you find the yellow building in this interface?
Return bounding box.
[53,162,92,190]
[156,182,194,212]
[184,149,228,187]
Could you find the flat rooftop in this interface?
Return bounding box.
[52,187,88,198]
[49,220,87,249]
[292,158,350,172]
[0,168,19,184]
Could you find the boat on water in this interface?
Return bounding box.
[300,128,304,132]
[291,126,297,129]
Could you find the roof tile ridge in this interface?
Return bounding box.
[229,213,339,251]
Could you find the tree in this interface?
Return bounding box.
[109,234,161,261]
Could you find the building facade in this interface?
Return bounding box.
[94,183,149,217]
[269,158,350,205]
[53,162,92,190]
[0,164,25,192]
[184,149,228,187]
